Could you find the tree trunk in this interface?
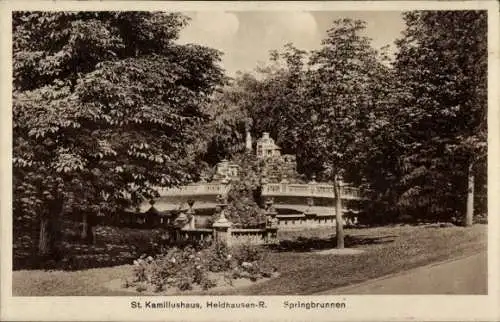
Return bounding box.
[464,162,474,227]
[81,212,95,244]
[334,176,344,249]
[81,212,89,240]
[38,215,51,256]
[38,196,64,257]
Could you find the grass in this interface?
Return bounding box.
[13,265,134,296]
[12,224,487,296]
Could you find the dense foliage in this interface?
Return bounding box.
[13,12,225,256]
[204,152,267,228]
[224,153,267,227]
[206,13,487,230]
[128,242,277,293]
[353,11,487,224]
[391,11,487,224]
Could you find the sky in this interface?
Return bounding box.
[177,11,406,76]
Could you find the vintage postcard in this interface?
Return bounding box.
[1,1,499,321]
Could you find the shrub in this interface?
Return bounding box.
[232,242,263,264]
[204,242,232,272]
[130,246,216,292]
[127,241,278,293]
[212,152,267,228]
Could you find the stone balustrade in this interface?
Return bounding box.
[156,183,231,197]
[262,183,362,199]
[157,182,364,200]
[172,228,213,243]
[275,213,358,230]
[169,225,277,246]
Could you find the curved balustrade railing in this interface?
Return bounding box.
[156,182,365,200]
[156,183,231,197]
[262,183,362,199]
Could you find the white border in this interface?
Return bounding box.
[1,1,499,321]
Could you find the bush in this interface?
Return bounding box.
[232,242,262,264]
[130,245,217,292]
[204,242,233,272]
[127,241,278,293]
[211,152,267,228]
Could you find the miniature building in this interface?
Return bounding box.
[213,159,240,181]
[212,133,299,183]
[256,132,282,159]
[254,133,299,182]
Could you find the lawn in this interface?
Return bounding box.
[12,224,487,296]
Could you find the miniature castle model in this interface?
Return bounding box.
[256,132,281,158]
[256,132,297,181]
[213,159,240,181]
[214,132,298,183]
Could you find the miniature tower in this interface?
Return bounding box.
[245,123,252,152]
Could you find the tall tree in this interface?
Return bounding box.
[345,45,407,225]
[12,12,225,255]
[300,19,384,248]
[393,11,487,225]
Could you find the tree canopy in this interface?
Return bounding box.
[390,11,487,223]
[13,12,226,254]
[204,12,487,229]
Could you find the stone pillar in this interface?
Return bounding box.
[305,197,314,213]
[280,176,288,194]
[265,197,279,244]
[188,214,195,229]
[309,174,317,195]
[304,197,316,227]
[213,214,232,246]
[213,194,232,246]
[186,199,195,229]
[245,122,252,152]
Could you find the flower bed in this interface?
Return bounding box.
[121,242,279,293]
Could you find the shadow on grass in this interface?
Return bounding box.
[269,234,397,253]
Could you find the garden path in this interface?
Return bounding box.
[315,251,487,294]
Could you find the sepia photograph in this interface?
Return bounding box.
[1,1,499,321]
